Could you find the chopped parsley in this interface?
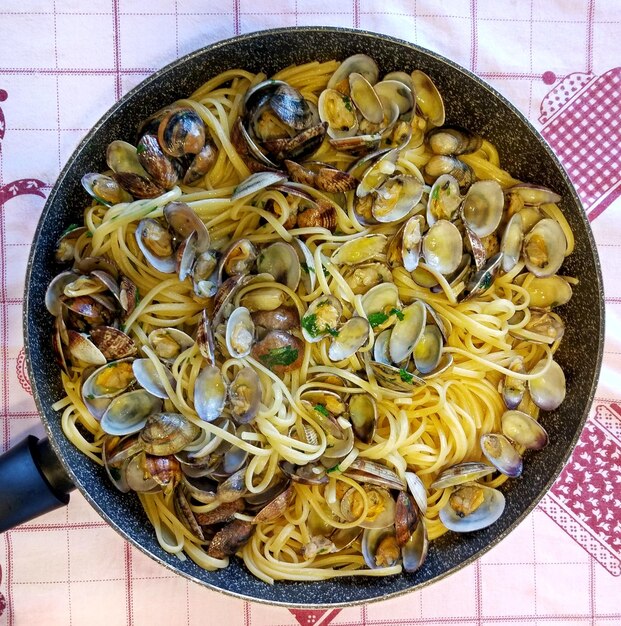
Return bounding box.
[259,345,299,369]
[342,95,353,112]
[326,464,341,474]
[314,404,330,418]
[325,327,339,337]
[390,307,404,321]
[301,313,321,337]
[368,311,389,328]
[300,262,315,274]
[399,368,414,384]
[86,231,93,238]
[136,143,146,154]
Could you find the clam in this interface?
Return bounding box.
[81,173,132,207]
[330,134,381,156]
[349,72,383,124]
[480,433,523,477]
[291,238,317,294]
[461,180,504,238]
[368,360,425,391]
[427,174,461,225]
[318,89,358,139]
[328,316,370,361]
[262,122,327,163]
[461,252,503,300]
[148,328,194,362]
[256,241,301,291]
[66,331,107,366]
[356,149,399,198]
[332,234,388,266]
[374,79,414,115]
[502,357,527,409]
[194,365,227,422]
[389,300,426,364]
[269,83,314,130]
[124,452,161,493]
[135,218,176,273]
[239,286,287,312]
[251,330,304,373]
[231,171,288,201]
[140,412,200,456]
[523,218,567,277]
[225,306,255,358]
[183,141,218,186]
[342,486,395,529]
[229,367,262,424]
[207,519,255,559]
[372,329,392,364]
[405,471,428,516]
[174,486,204,539]
[500,212,524,273]
[524,275,573,309]
[501,410,549,450]
[218,239,258,283]
[528,358,566,411]
[402,515,428,573]
[301,296,343,342]
[82,358,135,401]
[361,283,400,328]
[430,462,496,489]
[62,295,115,330]
[157,106,206,157]
[422,219,462,275]
[45,270,80,316]
[439,483,505,532]
[217,468,247,502]
[100,389,163,436]
[163,201,211,252]
[296,198,338,231]
[344,458,406,491]
[106,140,163,199]
[411,70,445,127]
[371,175,424,223]
[395,491,419,547]
[362,527,400,568]
[280,461,328,486]
[102,436,135,493]
[413,325,443,374]
[427,126,482,156]
[348,393,377,444]
[509,183,561,206]
[136,134,179,189]
[343,262,392,296]
[328,54,379,89]
[133,358,175,399]
[401,215,425,272]
[424,155,475,191]
[522,310,566,343]
[89,327,137,361]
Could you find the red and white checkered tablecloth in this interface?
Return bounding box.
[1,1,620,625]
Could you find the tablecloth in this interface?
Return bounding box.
[0,1,619,625]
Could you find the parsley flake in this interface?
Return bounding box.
[390,307,404,321]
[259,345,299,369]
[399,368,414,384]
[314,404,330,418]
[368,311,389,328]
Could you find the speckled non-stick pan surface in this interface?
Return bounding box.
[24,27,604,607]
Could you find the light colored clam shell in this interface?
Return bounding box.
[402,215,425,272]
[66,330,107,366]
[373,329,392,364]
[148,327,194,362]
[462,180,504,238]
[426,174,462,226]
[331,234,388,265]
[229,367,262,424]
[373,79,414,115]
[46,270,80,316]
[349,72,384,124]
[135,218,176,274]
[318,88,359,139]
[430,462,495,489]
[328,316,370,361]
[194,364,228,422]
[500,212,524,273]
[301,295,343,343]
[422,219,462,275]
[132,357,175,399]
[225,307,255,358]
[356,149,399,198]
[231,171,287,201]
[411,70,445,127]
[256,241,301,291]
[361,282,399,318]
[100,389,163,436]
[371,175,424,223]
[291,237,317,294]
[405,471,428,516]
[361,527,399,569]
[501,410,549,450]
[439,484,505,532]
[524,275,572,309]
[523,218,567,277]
[480,433,523,477]
[389,300,427,365]
[327,53,379,88]
[413,324,443,374]
[528,358,566,411]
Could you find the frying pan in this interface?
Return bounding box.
[0,27,604,607]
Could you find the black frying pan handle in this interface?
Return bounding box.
[0,436,75,532]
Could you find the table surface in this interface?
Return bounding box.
[0,1,620,625]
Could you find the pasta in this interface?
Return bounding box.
[48,55,573,583]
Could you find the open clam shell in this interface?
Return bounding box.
[328,53,379,89]
[528,358,566,411]
[148,328,194,362]
[100,389,163,436]
[389,300,426,364]
[422,219,462,275]
[229,367,262,424]
[480,433,523,477]
[523,218,567,278]
[361,527,400,569]
[440,483,505,532]
[426,174,461,225]
[411,69,445,127]
[371,175,424,223]
[328,316,370,361]
[461,180,504,238]
[430,462,496,489]
[413,324,443,374]
[501,410,549,450]
[256,241,301,291]
[135,218,176,274]
[225,306,255,359]
[194,364,228,422]
[301,295,343,343]
[331,234,388,266]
